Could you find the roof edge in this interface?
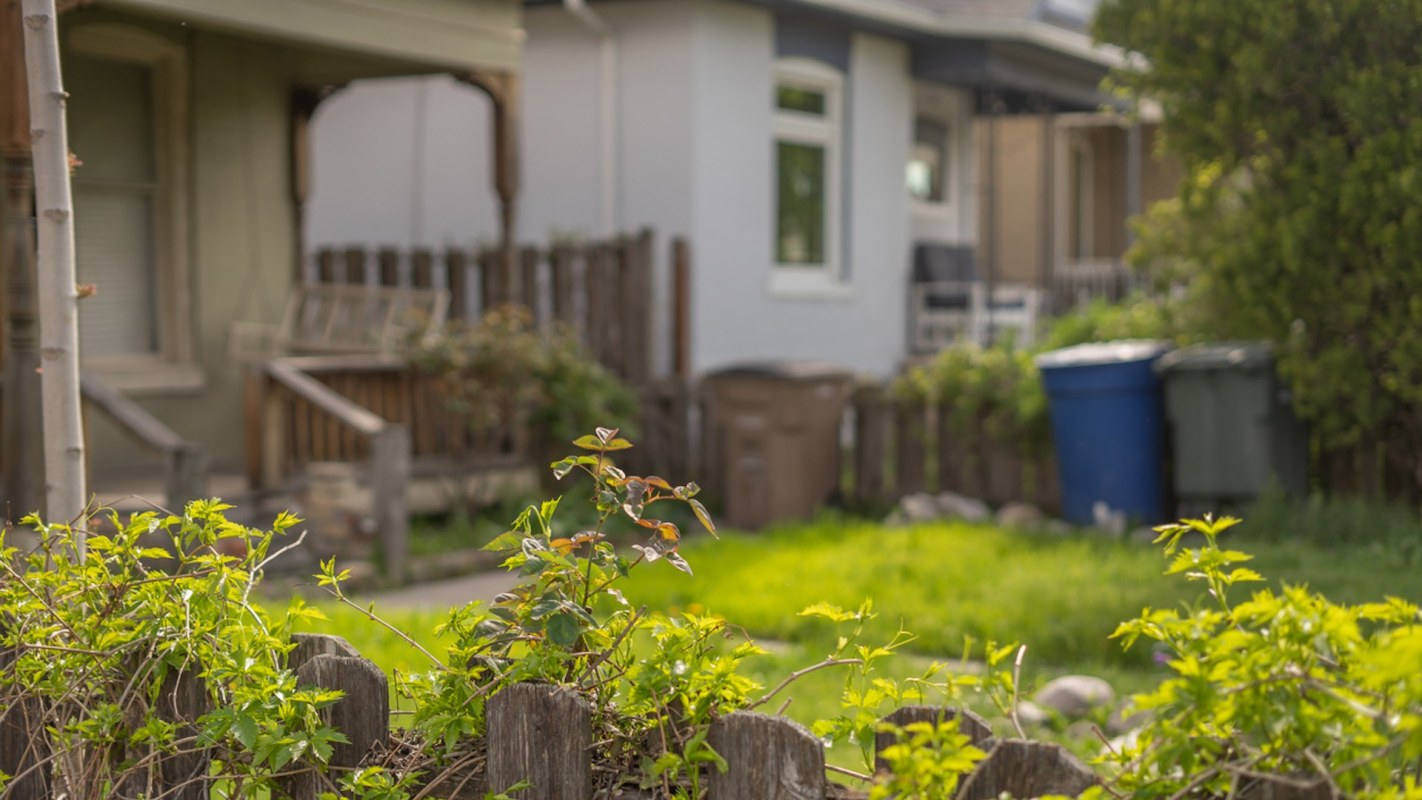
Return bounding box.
[794,0,1124,69]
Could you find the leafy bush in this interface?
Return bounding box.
[1097,0,1422,494]
[0,502,342,799]
[410,306,638,446]
[896,294,1194,458]
[1104,515,1422,798]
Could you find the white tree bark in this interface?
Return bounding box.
[19,0,87,534]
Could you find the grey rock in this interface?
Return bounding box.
[900,492,942,523]
[1014,699,1051,727]
[935,491,991,522]
[1092,501,1128,537]
[1043,519,1073,536]
[996,501,1045,528]
[1033,675,1116,718]
[1130,525,1160,544]
[1107,703,1151,735]
[882,509,908,527]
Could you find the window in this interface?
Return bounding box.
[65,24,197,391]
[907,117,948,204]
[772,58,843,295]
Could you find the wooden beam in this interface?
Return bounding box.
[464,70,520,292]
[1,0,30,158]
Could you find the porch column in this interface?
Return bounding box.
[1,0,44,521]
[290,85,343,285]
[1125,119,1142,247]
[1037,100,1055,296]
[464,69,520,305]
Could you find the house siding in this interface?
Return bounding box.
[74,21,297,473]
[690,6,913,378]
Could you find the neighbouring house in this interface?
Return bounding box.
[306,0,1130,380]
[0,0,522,512]
[981,107,1183,317]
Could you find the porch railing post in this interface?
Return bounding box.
[371,424,410,582]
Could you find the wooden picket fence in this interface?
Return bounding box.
[844,384,1060,514]
[305,229,669,389]
[0,631,1110,800]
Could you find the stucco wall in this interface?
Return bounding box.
[306,0,920,380]
[687,6,912,378]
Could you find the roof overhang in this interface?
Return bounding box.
[770,0,1124,112]
[93,0,523,73]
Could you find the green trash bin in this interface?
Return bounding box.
[1155,343,1309,514]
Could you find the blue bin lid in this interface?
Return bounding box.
[1034,340,1172,371]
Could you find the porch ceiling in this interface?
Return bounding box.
[92,0,523,75]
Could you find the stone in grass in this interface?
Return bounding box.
[935,491,991,522]
[1033,675,1116,718]
[996,501,1044,528]
[899,492,942,523]
[1014,699,1051,727]
[1107,702,1151,735]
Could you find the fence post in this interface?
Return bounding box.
[0,640,50,800]
[487,683,593,800]
[956,739,1097,800]
[894,398,928,496]
[155,665,212,800]
[260,367,289,490]
[165,441,208,512]
[707,712,825,800]
[284,634,390,800]
[671,236,691,381]
[371,424,411,582]
[446,247,470,320]
[874,706,993,775]
[853,382,888,509]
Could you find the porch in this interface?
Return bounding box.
[81,230,693,583]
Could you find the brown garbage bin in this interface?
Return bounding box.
[702,362,855,530]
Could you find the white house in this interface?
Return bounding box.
[306,0,1118,379]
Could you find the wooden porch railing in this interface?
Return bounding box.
[244,357,412,580]
[80,372,207,511]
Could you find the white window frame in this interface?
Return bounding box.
[67,23,199,393]
[769,57,847,299]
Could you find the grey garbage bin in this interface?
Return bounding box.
[1155,343,1309,514]
[702,362,855,530]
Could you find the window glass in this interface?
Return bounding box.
[776,141,826,265]
[776,85,826,116]
[908,117,947,203]
[67,52,161,357]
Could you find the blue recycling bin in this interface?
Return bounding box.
[1036,340,1172,526]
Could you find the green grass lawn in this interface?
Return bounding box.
[289,510,1422,765]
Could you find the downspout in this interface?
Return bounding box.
[562,0,619,236]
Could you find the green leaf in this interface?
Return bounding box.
[234,714,258,750]
[482,531,524,552]
[689,499,717,538]
[546,612,581,647]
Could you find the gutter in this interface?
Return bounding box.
[793,0,1127,69]
[563,0,619,235]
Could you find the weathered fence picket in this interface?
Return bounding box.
[486,683,593,800]
[707,712,827,800]
[282,633,389,800]
[956,739,1098,800]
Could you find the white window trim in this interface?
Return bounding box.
[67,23,200,394]
[770,57,845,299]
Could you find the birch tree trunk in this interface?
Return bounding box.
[19,0,86,533]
